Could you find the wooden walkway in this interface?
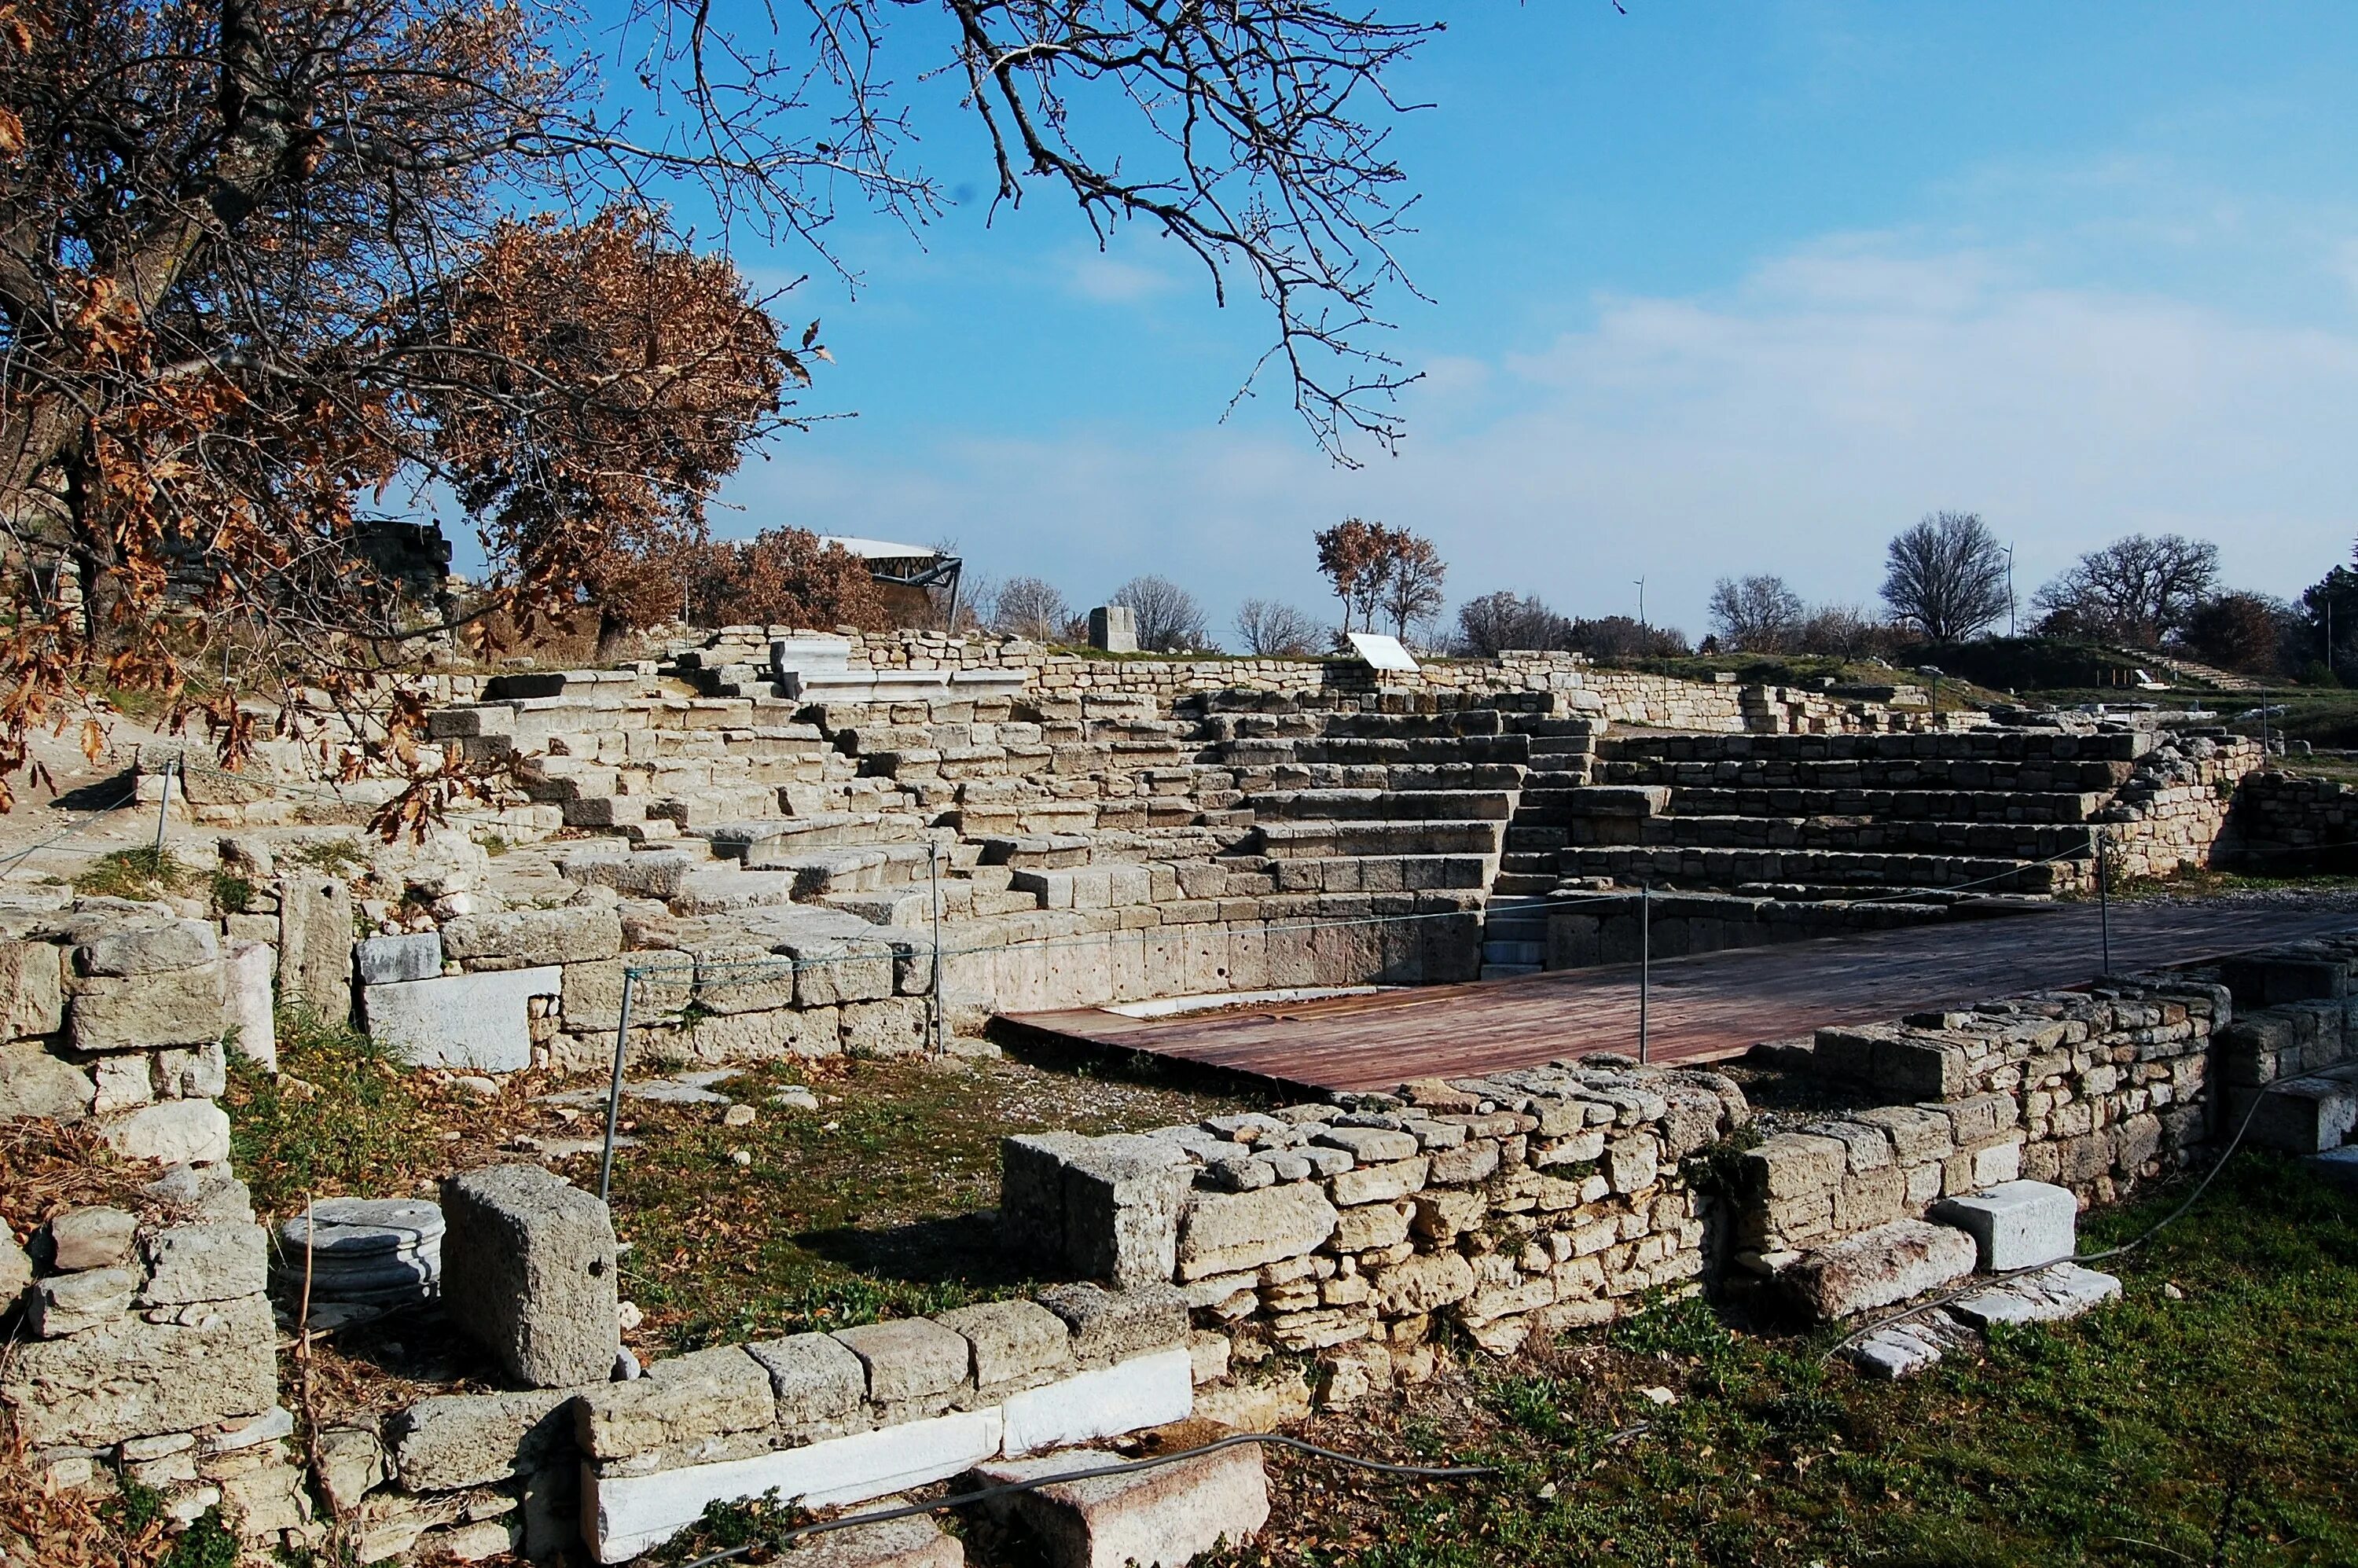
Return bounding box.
[1001,903,2358,1095]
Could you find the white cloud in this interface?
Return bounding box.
[1064,252,1181,304]
[727,234,2358,637]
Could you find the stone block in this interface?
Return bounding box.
[49,1205,136,1271]
[0,1040,91,1121]
[0,1291,275,1447]
[365,966,563,1073]
[1328,1156,1429,1207]
[576,1346,776,1460]
[1782,1219,1977,1322]
[1331,1200,1410,1251]
[76,919,218,978]
[278,874,354,1022]
[970,1441,1267,1568]
[102,1100,231,1165]
[1371,1251,1475,1316]
[584,1410,1004,1563]
[222,941,277,1071]
[1174,1183,1338,1281]
[1061,1137,1194,1289]
[0,1232,28,1306]
[2235,1076,2358,1155]
[1947,1262,2122,1328]
[1034,1283,1190,1366]
[747,1332,871,1435]
[139,1221,267,1305]
[775,1500,962,1567]
[441,907,623,968]
[1001,1133,1092,1265]
[356,931,444,986]
[70,963,225,1050]
[391,1390,577,1492]
[441,1164,619,1389]
[0,939,64,1038]
[29,1265,137,1335]
[839,997,931,1056]
[832,1319,974,1410]
[1311,1126,1418,1162]
[998,1349,1195,1457]
[1742,1133,1846,1201]
[1932,1180,2077,1272]
[935,1300,1073,1391]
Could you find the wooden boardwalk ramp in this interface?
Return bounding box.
[1001,902,2358,1095]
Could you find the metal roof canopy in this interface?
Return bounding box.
[821,536,964,628]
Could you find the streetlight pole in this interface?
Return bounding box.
[2004,543,2016,637]
[1633,578,1646,630]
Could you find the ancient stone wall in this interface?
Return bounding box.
[2224,769,2358,869]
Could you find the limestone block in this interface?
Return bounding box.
[1603,1137,1659,1194]
[1327,1157,1429,1207]
[0,1232,28,1306]
[1427,1139,1501,1186]
[365,966,563,1073]
[443,907,623,969]
[1331,1200,1411,1252]
[1371,1251,1475,1316]
[1175,1183,1338,1281]
[832,1319,973,1412]
[1061,1137,1193,1289]
[222,941,277,1070]
[441,1164,619,1389]
[1947,1262,2121,1328]
[0,1039,91,1121]
[935,1300,1074,1391]
[576,1346,775,1460]
[784,940,897,1008]
[0,939,64,1038]
[1001,1132,1093,1265]
[1311,1126,1418,1162]
[585,1410,1005,1563]
[839,997,930,1057]
[1034,1283,1190,1366]
[971,1441,1265,1568]
[139,1221,267,1305]
[747,1332,872,1434]
[997,1349,1194,1457]
[102,1100,231,1165]
[1409,1189,1485,1240]
[1782,1219,1977,1322]
[278,875,354,1021]
[50,1205,136,1270]
[768,1500,960,1567]
[29,1265,138,1336]
[356,931,443,986]
[391,1389,577,1492]
[1932,1180,2077,1272]
[70,963,225,1050]
[1742,1133,1846,1200]
[76,919,218,978]
[317,1426,389,1514]
[0,1291,276,1447]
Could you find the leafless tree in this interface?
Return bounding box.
[994,576,1073,641]
[1111,575,1212,652]
[2032,534,2221,648]
[1882,512,2012,642]
[1234,599,1324,655]
[1794,604,1894,660]
[1455,591,1570,655]
[1707,575,1806,652]
[1566,616,1690,660]
[1380,533,1448,641]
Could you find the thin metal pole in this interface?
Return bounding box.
[929,842,946,1056]
[2095,827,2111,976]
[1637,880,1651,1063]
[598,969,636,1203]
[152,757,174,858]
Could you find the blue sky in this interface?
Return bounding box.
[653,3,2358,642]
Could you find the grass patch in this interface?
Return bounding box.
[72,845,207,902]
[1207,1154,2358,1567]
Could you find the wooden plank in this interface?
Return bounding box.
[1003,903,2358,1094]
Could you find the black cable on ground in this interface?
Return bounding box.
[669,1433,1503,1568]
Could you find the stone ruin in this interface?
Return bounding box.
[2,626,2350,1564]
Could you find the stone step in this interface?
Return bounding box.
[669,865,803,913]
[1558,845,2070,895]
[1946,1262,2122,1329]
[1514,785,1669,823]
[1598,730,2145,763]
[1250,854,1493,894]
[1480,962,1543,979]
[1247,788,1513,822]
[1631,815,2096,859]
[1486,872,1560,897]
[1662,786,2109,825]
[1250,820,1503,860]
[1597,756,2137,793]
[698,813,907,858]
[2230,1069,2358,1155]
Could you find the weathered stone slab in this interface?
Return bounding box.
[50,1205,136,1270]
[278,874,354,1021]
[77,919,218,977]
[0,939,64,1039]
[585,1409,1004,1563]
[441,1164,619,1389]
[365,966,563,1073]
[747,1332,869,1434]
[1175,1184,1338,1281]
[391,1390,577,1493]
[1783,1219,1977,1322]
[0,1039,90,1121]
[139,1221,268,1305]
[0,1291,276,1446]
[1060,1137,1195,1289]
[102,1100,231,1165]
[969,1441,1268,1568]
[222,940,277,1070]
[1932,1180,2077,1272]
[997,1349,1193,1458]
[29,1265,137,1335]
[1948,1262,2121,1328]
[1370,1251,1475,1316]
[69,963,225,1049]
[443,907,623,968]
[576,1346,774,1460]
[934,1299,1073,1390]
[831,1319,973,1409]
[356,931,444,986]
[1034,1283,1190,1366]
[777,1499,963,1567]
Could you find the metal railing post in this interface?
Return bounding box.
[930,842,946,1056]
[2095,826,2112,976]
[598,968,636,1203]
[1637,880,1651,1063]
